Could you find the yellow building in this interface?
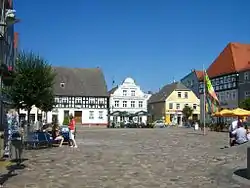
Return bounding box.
[148,82,200,126]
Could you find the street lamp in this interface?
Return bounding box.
[0,2,19,158]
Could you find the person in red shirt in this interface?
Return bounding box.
[68,115,77,148]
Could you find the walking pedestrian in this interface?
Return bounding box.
[68,115,77,148]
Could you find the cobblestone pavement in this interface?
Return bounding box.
[2,128,250,188]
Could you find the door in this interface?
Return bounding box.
[74,111,82,124]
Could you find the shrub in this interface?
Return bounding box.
[63,116,69,125]
[120,122,125,128]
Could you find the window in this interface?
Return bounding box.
[131,90,135,96]
[123,90,127,96]
[184,92,188,99]
[177,92,181,98]
[169,103,173,109]
[185,104,189,107]
[89,111,94,119]
[114,100,119,107]
[244,72,249,81]
[139,101,143,108]
[63,110,69,119]
[123,101,127,107]
[176,103,180,109]
[98,111,103,119]
[75,97,82,104]
[245,91,250,98]
[193,104,197,110]
[232,91,236,100]
[131,101,135,108]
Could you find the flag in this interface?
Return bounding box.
[204,71,220,114]
[204,71,219,102]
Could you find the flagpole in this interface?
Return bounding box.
[203,65,206,135]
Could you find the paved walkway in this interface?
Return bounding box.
[2,128,250,188]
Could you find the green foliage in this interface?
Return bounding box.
[239,98,250,110]
[63,116,70,125]
[4,51,56,122]
[182,106,194,121]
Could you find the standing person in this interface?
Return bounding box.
[68,115,77,148]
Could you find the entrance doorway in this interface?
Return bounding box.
[177,115,181,125]
[74,111,82,124]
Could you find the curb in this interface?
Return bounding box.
[232,173,250,185]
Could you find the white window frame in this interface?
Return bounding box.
[193,104,197,110]
[244,72,249,81]
[169,103,173,109]
[89,111,94,119]
[131,101,135,108]
[184,92,188,99]
[131,90,135,96]
[123,90,127,96]
[123,101,127,108]
[98,111,103,119]
[245,91,250,98]
[138,101,143,108]
[114,100,119,107]
[176,103,180,109]
[177,92,181,98]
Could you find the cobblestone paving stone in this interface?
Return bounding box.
[2,128,250,188]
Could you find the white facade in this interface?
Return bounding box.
[19,96,109,126]
[109,77,151,123]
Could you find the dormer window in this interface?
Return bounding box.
[60,82,65,88]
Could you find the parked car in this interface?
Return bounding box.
[153,120,166,128]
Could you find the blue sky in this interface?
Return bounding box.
[14,0,250,92]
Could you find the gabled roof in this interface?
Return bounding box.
[207,42,250,78]
[194,70,204,80]
[148,82,189,103]
[53,67,108,97]
[108,86,118,95]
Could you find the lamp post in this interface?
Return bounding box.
[0,0,19,158]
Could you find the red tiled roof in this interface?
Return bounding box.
[194,70,204,81]
[207,42,250,78]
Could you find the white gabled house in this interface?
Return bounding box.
[109,77,151,123]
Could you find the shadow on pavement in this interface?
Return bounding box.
[0,162,27,186]
[187,132,205,136]
[234,168,250,180]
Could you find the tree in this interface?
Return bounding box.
[239,98,250,110]
[5,51,56,124]
[39,90,57,122]
[182,106,194,121]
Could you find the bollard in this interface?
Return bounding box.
[248,147,250,179]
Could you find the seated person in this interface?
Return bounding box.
[52,124,64,147]
[231,123,248,146]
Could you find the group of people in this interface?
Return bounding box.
[229,117,250,146]
[50,115,78,148]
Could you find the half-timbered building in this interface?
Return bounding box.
[47,67,109,125]
[20,67,109,126]
[199,42,250,121]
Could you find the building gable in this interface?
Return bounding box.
[53,67,108,97]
